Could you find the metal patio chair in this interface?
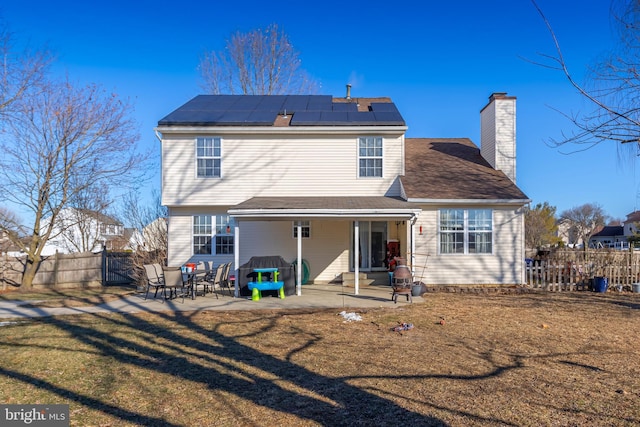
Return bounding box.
[143,264,165,300]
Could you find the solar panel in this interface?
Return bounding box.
[348,112,377,123]
[289,111,322,125]
[370,102,399,113]
[282,95,311,112]
[372,111,405,125]
[247,110,277,124]
[232,96,262,109]
[332,102,358,112]
[217,111,251,124]
[306,95,332,111]
[319,111,349,123]
[159,95,406,127]
[257,96,286,111]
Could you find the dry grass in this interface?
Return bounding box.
[0,286,136,308]
[0,291,639,426]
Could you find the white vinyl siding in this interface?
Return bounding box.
[237,220,350,283]
[161,132,404,206]
[414,207,523,285]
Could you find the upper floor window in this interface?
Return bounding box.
[100,223,121,235]
[293,221,311,239]
[358,137,383,177]
[439,209,493,254]
[193,214,234,255]
[196,137,221,178]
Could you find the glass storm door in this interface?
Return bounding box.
[351,221,387,271]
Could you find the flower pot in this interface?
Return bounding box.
[593,276,608,293]
[411,284,422,296]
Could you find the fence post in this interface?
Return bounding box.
[54,251,59,287]
[101,248,107,286]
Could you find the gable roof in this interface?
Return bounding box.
[157,95,405,127]
[402,138,529,201]
[591,225,624,237]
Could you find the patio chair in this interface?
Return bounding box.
[220,263,234,296]
[143,264,165,300]
[162,267,190,303]
[205,263,225,297]
[193,261,217,298]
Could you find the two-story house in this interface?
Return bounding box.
[157,92,529,294]
[40,208,126,255]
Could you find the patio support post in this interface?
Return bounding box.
[297,222,302,296]
[410,216,417,277]
[354,220,359,295]
[234,223,240,298]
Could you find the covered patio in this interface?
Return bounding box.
[228,196,422,297]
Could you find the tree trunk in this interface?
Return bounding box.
[21,254,41,289]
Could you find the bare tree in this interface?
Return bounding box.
[0,78,142,289]
[0,206,25,254]
[531,0,640,154]
[118,190,167,287]
[524,202,561,249]
[199,23,319,95]
[0,19,53,116]
[559,203,608,249]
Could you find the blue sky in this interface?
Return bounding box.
[2,0,636,221]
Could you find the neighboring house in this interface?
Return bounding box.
[40,208,125,255]
[623,210,640,237]
[156,92,529,291]
[589,225,625,249]
[128,217,167,252]
[556,219,583,248]
[589,211,640,249]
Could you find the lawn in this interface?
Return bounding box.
[0,291,638,426]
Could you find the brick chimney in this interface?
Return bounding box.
[480,92,517,183]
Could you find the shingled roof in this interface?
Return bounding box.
[401,138,529,201]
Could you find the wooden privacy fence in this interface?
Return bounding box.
[526,249,640,291]
[0,251,133,290]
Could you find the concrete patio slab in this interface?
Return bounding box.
[0,284,424,319]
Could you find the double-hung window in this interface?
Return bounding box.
[358,137,383,177]
[439,209,493,254]
[293,221,311,238]
[196,137,221,178]
[193,215,234,255]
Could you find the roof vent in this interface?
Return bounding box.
[346,84,351,100]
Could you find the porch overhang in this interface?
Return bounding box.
[228,196,422,221]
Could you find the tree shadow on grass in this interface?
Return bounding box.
[0,306,532,426]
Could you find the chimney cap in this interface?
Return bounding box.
[489,92,516,101]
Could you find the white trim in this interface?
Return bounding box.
[156,125,407,136]
[228,209,420,220]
